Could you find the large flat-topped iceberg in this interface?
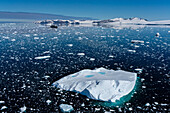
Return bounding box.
[53,68,137,102]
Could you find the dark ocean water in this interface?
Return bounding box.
[0,23,169,112]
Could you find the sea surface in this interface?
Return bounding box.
[0,22,169,112]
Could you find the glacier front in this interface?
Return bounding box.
[53,68,137,102]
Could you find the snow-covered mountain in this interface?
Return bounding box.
[93,17,148,25]
[36,19,94,25]
[93,17,170,25]
[36,17,170,27]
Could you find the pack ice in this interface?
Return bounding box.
[53,68,137,102]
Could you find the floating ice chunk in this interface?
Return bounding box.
[68,53,74,55]
[156,33,160,37]
[109,55,114,58]
[135,68,143,72]
[154,102,158,105]
[142,86,146,88]
[20,105,26,113]
[128,50,136,53]
[1,106,7,110]
[134,45,140,48]
[34,37,39,40]
[24,34,30,37]
[129,107,133,111]
[145,103,150,106]
[137,106,142,109]
[153,107,156,109]
[141,78,145,82]
[2,36,9,39]
[11,39,16,41]
[53,68,137,102]
[21,84,26,89]
[168,31,170,33]
[34,56,50,60]
[131,40,144,43]
[33,34,38,36]
[90,58,95,61]
[44,76,50,79]
[43,51,50,54]
[59,104,74,112]
[81,103,85,106]
[77,53,85,56]
[67,44,73,47]
[46,100,51,105]
[160,103,168,106]
[0,101,5,104]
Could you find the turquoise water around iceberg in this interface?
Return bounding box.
[98,72,106,75]
[85,75,94,78]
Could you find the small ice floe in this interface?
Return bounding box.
[43,51,50,54]
[52,37,58,39]
[134,45,140,48]
[109,55,114,58]
[141,78,145,82]
[20,105,26,113]
[155,33,160,37]
[68,53,74,55]
[95,108,101,111]
[137,106,142,109]
[160,103,168,106]
[11,39,16,42]
[34,37,39,40]
[44,76,50,79]
[67,44,73,47]
[24,34,30,37]
[81,103,85,107]
[153,107,156,109]
[90,58,95,61]
[135,68,143,72]
[33,34,38,36]
[77,53,85,56]
[1,106,7,110]
[129,107,133,111]
[78,37,83,40]
[154,102,158,105]
[131,40,144,44]
[46,100,51,105]
[168,31,170,33]
[21,84,26,89]
[34,56,51,60]
[59,104,74,112]
[2,36,9,39]
[128,50,136,53]
[145,103,150,106]
[0,101,5,104]
[142,86,146,88]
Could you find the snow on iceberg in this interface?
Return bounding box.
[59,104,74,112]
[53,68,137,102]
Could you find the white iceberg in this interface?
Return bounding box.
[59,104,74,112]
[53,68,137,102]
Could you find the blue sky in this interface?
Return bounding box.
[0,0,170,20]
